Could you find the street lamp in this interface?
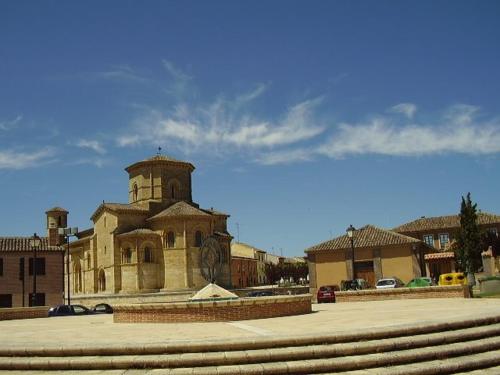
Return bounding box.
[29,233,41,306]
[346,225,356,280]
[58,227,78,305]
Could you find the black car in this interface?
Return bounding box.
[92,303,113,314]
[48,304,93,317]
[247,290,275,297]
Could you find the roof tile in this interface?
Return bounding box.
[393,212,500,233]
[0,237,64,252]
[305,225,420,253]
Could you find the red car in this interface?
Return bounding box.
[317,285,340,303]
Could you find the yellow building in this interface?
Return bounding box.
[306,225,430,294]
[67,154,232,296]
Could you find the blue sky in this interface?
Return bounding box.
[1,1,499,256]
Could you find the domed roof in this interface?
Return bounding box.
[125,153,195,172]
[45,206,68,214]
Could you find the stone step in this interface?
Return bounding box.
[0,325,499,372]
[329,349,500,374]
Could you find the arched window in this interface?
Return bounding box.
[98,269,106,292]
[144,247,153,263]
[194,231,203,247]
[122,248,132,264]
[166,231,175,248]
[133,183,138,202]
[171,184,176,199]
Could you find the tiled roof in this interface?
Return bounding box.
[148,201,211,221]
[117,228,159,237]
[214,231,232,238]
[76,228,94,239]
[45,206,68,213]
[305,225,420,253]
[393,212,500,233]
[425,252,455,260]
[91,202,149,221]
[0,237,64,252]
[125,154,195,172]
[201,208,230,217]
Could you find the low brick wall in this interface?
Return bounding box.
[335,286,468,303]
[72,286,310,308]
[113,294,312,323]
[0,306,49,321]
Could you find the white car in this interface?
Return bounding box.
[375,277,405,289]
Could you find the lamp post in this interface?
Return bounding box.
[29,233,41,306]
[58,227,78,305]
[346,225,356,281]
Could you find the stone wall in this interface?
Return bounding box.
[113,294,312,323]
[0,306,48,321]
[335,286,468,303]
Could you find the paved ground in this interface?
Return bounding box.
[1,298,500,348]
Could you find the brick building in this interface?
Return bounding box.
[0,231,65,308]
[231,256,257,288]
[394,212,500,278]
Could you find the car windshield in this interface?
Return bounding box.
[319,286,334,292]
[377,279,395,286]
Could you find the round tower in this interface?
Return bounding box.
[125,154,195,206]
[46,207,68,246]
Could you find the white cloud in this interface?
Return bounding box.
[0,115,23,131]
[256,148,314,165]
[162,60,195,99]
[388,103,417,119]
[117,96,325,156]
[95,65,151,84]
[75,139,106,154]
[0,148,56,169]
[318,107,500,158]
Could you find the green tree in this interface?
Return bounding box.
[454,193,482,283]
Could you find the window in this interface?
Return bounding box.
[133,183,138,202]
[171,184,176,199]
[144,247,153,263]
[29,258,46,276]
[87,254,91,269]
[0,294,12,308]
[122,248,132,264]
[28,293,45,307]
[194,231,203,247]
[423,234,434,247]
[166,231,175,248]
[0,258,3,276]
[439,233,450,249]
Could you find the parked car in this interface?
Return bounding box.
[247,290,275,297]
[375,277,405,289]
[406,277,432,288]
[341,279,369,291]
[317,285,340,303]
[92,303,114,314]
[438,272,467,286]
[48,304,93,317]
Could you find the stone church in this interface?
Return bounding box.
[55,154,232,296]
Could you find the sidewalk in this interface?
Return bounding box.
[1,298,499,349]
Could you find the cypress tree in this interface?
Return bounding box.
[454,193,482,283]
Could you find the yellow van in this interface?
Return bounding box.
[438,272,467,286]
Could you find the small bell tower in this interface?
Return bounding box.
[46,207,68,246]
